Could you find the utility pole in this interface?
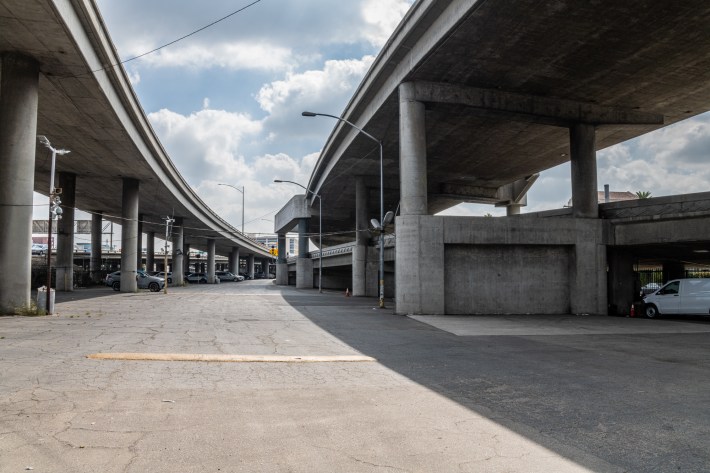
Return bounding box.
[163,215,174,294]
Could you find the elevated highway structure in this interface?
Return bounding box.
[0,0,271,312]
[277,0,710,315]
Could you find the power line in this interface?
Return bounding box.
[90,0,263,75]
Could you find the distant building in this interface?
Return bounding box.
[252,234,299,258]
[567,191,637,207]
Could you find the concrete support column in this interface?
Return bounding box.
[399,82,428,216]
[506,205,522,216]
[297,218,313,289]
[663,261,685,282]
[248,254,255,280]
[570,220,607,315]
[120,178,139,292]
[172,218,184,285]
[90,212,103,283]
[608,248,635,316]
[56,172,76,291]
[0,53,39,313]
[276,233,287,285]
[183,243,190,274]
[569,123,598,218]
[395,82,433,314]
[207,239,216,283]
[146,231,155,272]
[352,176,368,296]
[136,215,143,270]
[229,248,239,274]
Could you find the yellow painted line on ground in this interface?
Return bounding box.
[87,353,376,363]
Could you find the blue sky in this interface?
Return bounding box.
[35,0,710,239]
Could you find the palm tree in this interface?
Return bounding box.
[635,191,652,199]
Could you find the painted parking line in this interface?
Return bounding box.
[87,353,376,362]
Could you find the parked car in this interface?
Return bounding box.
[641,282,661,295]
[31,243,47,255]
[643,278,710,318]
[239,272,252,280]
[185,272,208,284]
[154,271,173,284]
[105,270,164,292]
[215,271,242,282]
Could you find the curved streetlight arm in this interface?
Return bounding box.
[302,111,380,145]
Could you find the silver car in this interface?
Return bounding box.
[106,270,164,292]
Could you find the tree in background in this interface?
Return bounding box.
[635,191,652,199]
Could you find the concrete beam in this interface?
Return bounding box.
[411,81,664,126]
[274,195,310,235]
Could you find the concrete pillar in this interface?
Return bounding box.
[136,214,143,270]
[297,218,313,288]
[396,82,437,314]
[608,248,635,316]
[146,231,155,272]
[183,243,190,273]
[663,261,685,282]
[248,254,255,280]
[570,220,607,315]
[56,172,76,291]
[569,123,598,218]
[172,218,184,285]
[399,82,428,216]
[0,53,39,313]
[207,239,216,283]
[90,211,103,283]
[229,248,240,274]
[120,178,139,292]
[276,233,288,285]
[506,205,522,216]
[352,176,368,296]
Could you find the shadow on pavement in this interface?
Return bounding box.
[283,294,710,473]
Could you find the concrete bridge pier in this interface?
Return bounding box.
[276,233,288,285]
[247,254,255,280]
[229,247,240,276]
[395,82,444,314]
[56,172,76,291]
[146,231,155,272]
[172,218,184,285]
[0,53,39,313]
[296,218,314,289]
[90,211,103,283]
[183,243,191,273]
[120,178,139,292]
[136,214,143,270]
[207,239,216,283]
[352,177,368,296]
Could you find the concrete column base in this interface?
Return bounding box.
[395,215,445,315]
[296,259,314,289]
[352,244,367,296]
[571,219,607,315]
[276,263,288,285]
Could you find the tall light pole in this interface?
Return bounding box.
[301,111,385,308]
[274,179,322,293]
[217,183,245,234]
[38,136,70,314]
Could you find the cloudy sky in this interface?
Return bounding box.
[37,0,710,240]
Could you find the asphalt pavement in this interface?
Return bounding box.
[1,280,709,472]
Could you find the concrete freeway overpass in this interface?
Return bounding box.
[0,0,271,312]
[276,0,710,315]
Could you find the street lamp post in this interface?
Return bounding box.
[274,179,322,293]
[217,183,245,234]
[301,111,385,308]
[38,136,70,314]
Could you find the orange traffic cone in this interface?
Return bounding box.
[345,288,350,297]
[630,304,636,317]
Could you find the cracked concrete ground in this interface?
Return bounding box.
[1,280,709,472]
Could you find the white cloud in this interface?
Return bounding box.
[361,0,415,47]
[137,42,298,72]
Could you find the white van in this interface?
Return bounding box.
[642,279,710,318]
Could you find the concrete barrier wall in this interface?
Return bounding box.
[445,244,572,314]
[396,215,606,315]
